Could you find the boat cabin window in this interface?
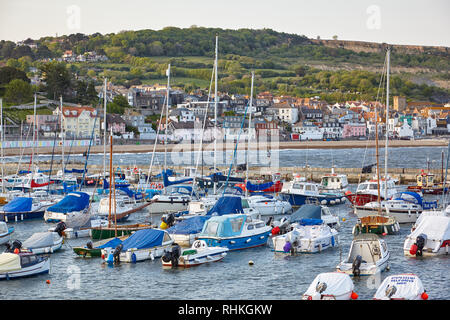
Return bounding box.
[230,217,244,233]
[204,221,219,236]
[163,233,172,242]
[369,184,378,190]
[293,183,304,190]
[20,255,37,267]
[247,224,254,230]
[255,222,265,228]
[305,185,313,191]
[357,184,368,191]
[241,199,249,209]
[381,241,388,253]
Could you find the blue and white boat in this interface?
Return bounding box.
[0,252,50,280]
[44,192,91,228]
[198,214,272,251]
[280,178,345,207]
[0,196,54,222]
[0,222,14,245]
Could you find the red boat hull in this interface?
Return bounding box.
[235,181,283,193]
[346,193,383,206]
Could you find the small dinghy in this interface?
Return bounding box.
[373,274,428,300]
[102,228,173,263]
[0,251,50,280]
[352,215,400,236]
[0,222,14,245]
[73,236,128,258]
[404,214,450,257]
[336,234,390,276]
[272,219,339,254]
[20,222,66,254]
[161,240,228,268]
[302,272,358,300]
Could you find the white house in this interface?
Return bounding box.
[395,119,414,139]
[426,116,437,135]
[292,123,323,140]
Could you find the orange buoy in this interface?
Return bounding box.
[421,292,428,300]
[46,280,51,284]
[13,248,19,254]
[351,291,358,300]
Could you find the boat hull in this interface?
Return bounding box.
[0,258,50,280]
[354,206,421,224]
[91,225,152,240]
[282,193,344,207]
[0,210,45,222]
[198,231,271,251]
[162,250,228,268]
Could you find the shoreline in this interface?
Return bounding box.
[2,138,448,156]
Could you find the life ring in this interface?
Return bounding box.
[157,183,164,190]
[150,182,156,189]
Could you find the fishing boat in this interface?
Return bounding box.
[353,191,437,224]
[0,196,54,222]
[272,218,339,254]
[280,177,345,207]
[319,168,349,194]
[20,222,66,254]
[345,177,398,206]
[373,274,429,300]
[0,222,14,245]
[44,191,91,227]
[407,170,447,195]
[336,234,390,276]
[161,240,228,268]
[102,228,174,263]
[403,214,450,257]
[302,272,358,300]
[198,214,272,251]
[0,252,50,280]
[73,236,128,258]
[352,215,400,236]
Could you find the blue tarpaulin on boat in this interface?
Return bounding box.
[246,181,274,192]
[103,179,131,190]
[298,218,324,226]
[206,196,244,216]
[290,204,322,222]
[65,168,86,174]
[208,173,245,183]
[2,197,32,213]
[200,214,247,238]
[121,229,166,251]
[155,169,174,178]
[95,237,123,249]
[162,170,193,187]
[46,192,90,213]
[393,191,422,206]
[167,216,210,235]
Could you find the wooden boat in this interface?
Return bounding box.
[352,215,400,236]
[73,235,129,258]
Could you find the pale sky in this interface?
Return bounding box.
[1,0,449,47]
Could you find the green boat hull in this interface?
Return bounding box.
[91,226,152,240]
[73,247,102,257]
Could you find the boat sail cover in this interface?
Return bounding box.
[2,197,32,213]
[304,272,354,298]
[167,216,210,235]
[290,204,322,222]
[121,229,166,251]
[373,275,424,300]
[0,253,21,272]
[246,181,274,192]
[46,192,90,213]
[206,196,244,216]
[23,232,57,249]
[162,170,193,187]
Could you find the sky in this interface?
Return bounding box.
[1,0,449,47]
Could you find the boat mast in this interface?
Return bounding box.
[0,98,4,194]
[108,131,113,229]
[164,64,170,179]
[31,93,37,173]
[60,96,65,183]
[384,47,390,200]
[375,103,382,215]
[213,35,218,195]
[103,78,107,180]
[245,71,255,197]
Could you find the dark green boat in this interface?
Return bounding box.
[352,215,400,236]
[73,235,129,257]
[90,223,153,240]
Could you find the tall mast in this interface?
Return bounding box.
[245,71,255,197]
[165,64,171,175]
[0,98,4,194]
[31,94,37,172]
[384,48,390,200]
[103,78,107,179]
[60,96,65,182]
[375,103,381,215]
[108,132,113,228]
[213,35,219,195]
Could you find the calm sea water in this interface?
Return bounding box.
[1,147,449,300]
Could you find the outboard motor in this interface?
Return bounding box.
[54,222,67,237]
[415,234,427,257]
[162,244,181,268]
[113,244,123,264]
[6,240,22,253]
[86,241,93,249]
[352,255,362,277]
[385,285,397,299]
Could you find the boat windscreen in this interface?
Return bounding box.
[348,242,376,264]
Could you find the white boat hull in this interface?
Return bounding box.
[0,258,50,280]
[354,206,421,224]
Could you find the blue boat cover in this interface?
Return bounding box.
[208,173,245,183]
[298,218,324,226]
[246,181,274,192]
[121,228,166,251]
[162,170,193,187]
[206,196,244,216]
[167,216,210,235]
[200,214,247,238]
[103,179,131,190]
[95,237,123,249]
[155,169,174,178]
[46,192,90,213]
[2,197,32,213]
[65,168,86,174]
[290,204,322,222]
[393,191,422,206]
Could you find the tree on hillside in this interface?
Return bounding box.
[40,61,72,100]
[107,95,130,114]
[0,66,29,85]
[4,79,33,105]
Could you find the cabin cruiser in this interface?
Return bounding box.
[336,234,390,276]
[353,191,438,224]
[319,169,349,194]
[11,172,52,192]
[272,218,339,254]
[373,274,428,300]
[147,185,198,214]
[302,272,358,300]
[0,195,56,222]
[245,195,292,216]
[404,214,450,257]
[346,176,398,206]
[0,251,50,280]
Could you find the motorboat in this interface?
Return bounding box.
[161,240,228,268]
[302,272,358,300]
[352,215,400,236]
[166,215,210,247]
[246,195,292,216]
[102,228,174,263]
[73,236,129,258]
[404,214,450,257]
[353,191,438,224]
[345,176,398,207]
[272,218,339,254]
[319,168,349,194]
[0,251,50,280]
[44,191,91,227]
[147,185,197,214]
[198,214,272,251]
[20,222,66,254]
[0,222,14,245]
[407,170,447,195]
[336,234,390,276]
[373,274,429,300]
[0,196,55,222]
